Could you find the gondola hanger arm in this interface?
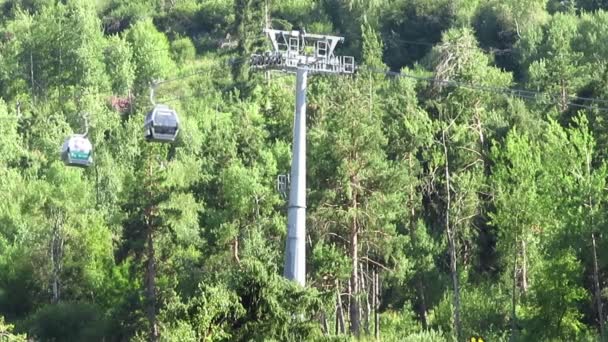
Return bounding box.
[149,80,158,106]
[82,112,89,137]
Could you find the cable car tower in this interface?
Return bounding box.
[251,29,355,286]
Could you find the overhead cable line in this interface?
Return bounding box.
[359,65,608,112]
[154,70,218,85]
[386,37,514,55]
[10,52,608,113]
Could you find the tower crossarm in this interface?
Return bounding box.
[255,29,355,74]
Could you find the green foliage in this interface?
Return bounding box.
[126,18,175,92]
[521,250,588,340]
[0,100,22,164]
[361,23,385,69]
[102,0,158,24]
[399,330,448,342]
[379,305,424,339]
[232,0,266,90]
[0,315,27,341]
[189,0,234,50]
[7,1,110,95]
[158,284,244,341]
[229,259,324,340]
[171,36,196,64]
[473,0,548,71]
[381,0,455,69]
[26,302,109,341]
[3,1,608,341]
[104,34,135,94]
[311,242,351,282]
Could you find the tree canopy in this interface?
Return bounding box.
[2,0,608,340]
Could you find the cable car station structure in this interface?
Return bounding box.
[252,29,355,286]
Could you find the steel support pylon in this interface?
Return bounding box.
[284,67,308,286]
[251,28,354,286]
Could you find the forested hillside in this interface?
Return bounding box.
[3,0,608,341]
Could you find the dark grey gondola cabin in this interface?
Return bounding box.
[144,104,180,142]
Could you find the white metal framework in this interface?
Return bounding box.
[276,174,290,200]
[251,29,355,74]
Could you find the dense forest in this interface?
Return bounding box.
[4,0,608,340]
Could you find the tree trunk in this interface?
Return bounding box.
[336,280,346,334]
[443,129,461,340]
[411,225,429,326]
[361,264,370,335]
[373,271,380,341]
[335,306,339,335]
[448,0,457,18]
[349,188,361,336]
[592,232,605,340]
[145,227,159,342]
[521,239,528,294]
[475,108,485,149]
[586,150,603,340]
[408,154,428,328]
[349,229,360,336]
[50,209,64,304]
[264,0,270,29]
[560,79,568,112]
[320,311,329,335]
[416,277,428,328]
[51,226,63,304]
[232,237,241,264]
[95,164,100,208]
[30,52,35,98]
[144,154,159,342]
[510,238,518,342]
[447,207,460,341]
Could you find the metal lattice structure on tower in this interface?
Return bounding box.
[251,29,355,74]
[251,29,354,287]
